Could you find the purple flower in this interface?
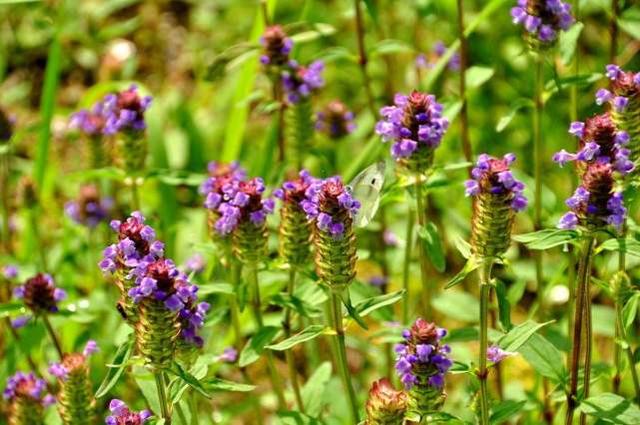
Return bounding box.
[303,176,360,239]
[105,399,151,425]
[282,61,325,104]
[487,345,515,363]
[2,265,18,279]
[3,372,53,407]
[219,347,238,363]
[15,273,65,315]
[569,121,585,138]
[101,85,152,136]
[595,89,613,106]
[184,253,205,274]
[552,149,576,166]
[511,0,575,44]
[316,100,356,139]
[613,96,629,112]
[260,26,293,68]
[65,185,113,228]
[465,153,528,212]
[383,229,399,247]
[83,340,99,356]
[368,275,388,287]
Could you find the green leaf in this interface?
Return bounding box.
[418,223,446,272]
[269,293,323,318]
[495,280,512,331]
[519,333,566,384]
[168,362,210,399]
[290,23,335,44]
[453,236,472,260]
[465,66,495,90]
[496,98,534,132]
[578,392,640,424]
[597,237,640,257]
[201,378,255,393]
[197,282,235,296]
[132,366,161,414]
[34,33,62,194]
[362,0,380,27]
[0,302,25,317]
[267,325,327,351]
[301,361,332,417]
[340,290,369,330]
[433,290,479,323]
[95,337,134,398]
[370,39,414,56]
[445,258,480,289]
[559,22,584,65]
[238,326,279,367]
[276,411,323,425]
[513,229,579,250]
[422,412,467,424]
[622,293,640,330]
[498,320,553,352]
[354,290,405,317]
[490,399,527,424]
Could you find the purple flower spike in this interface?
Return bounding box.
[511,0,575,44]
[282,60,325,104]
[487,345,516,363]
[3,371,54,408]
[106,399,151,424]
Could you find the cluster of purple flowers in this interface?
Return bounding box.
[511,0,575,44]
[70,85,152,136]
[394,318,452,390]
[3,371,55,406]
[301,176,360,238]
[65,185,113,228]
[376,92,449,160]
[48,340,99,380]
[105,399,151,425]
[282,60,325,104]
[554,114,633,174]
[206,174,275,236]
[12,273,66,328]
[315,100,356,139]
[596,65,640,112]
[554,116,629,230]
[259,25,293,68]
[274,169,317,204]
[415,41,460,72]
[100,211,165,274]
[464,153,528,212]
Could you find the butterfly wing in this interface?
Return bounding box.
[349,161,386,227]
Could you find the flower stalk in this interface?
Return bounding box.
[477,260,492,425]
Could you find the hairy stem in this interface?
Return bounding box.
[284,269,305,412]
[566,235,595,425]
[329,291,359,423]
[402,208,416,325]
[414,176,431,319]
[477,260,493,425]
[249,267,287,409]
[456,0,472,168]
[155,371,172,424]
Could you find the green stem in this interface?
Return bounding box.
[230,259,244,352]
[566,235,595,425]
[130,177,140,212]
[329,291,359,423]
[284,269,305,412]
[5,318,40,374]
[414,176,431,319]
[615,301,640,403]
[29,208,47,271]
[353,0,376,118]
[0,151,11,254]
[155,371,172,424]
[477,260,493,425]
[42,315,64,360]
[532,52,545,321]
[456,0,472,167]
[249,267,287,409]
[175,402,187,425]
[188,392,199,425]
[613,222,627,394]
[402,208,416,325]
[569,0,580,124]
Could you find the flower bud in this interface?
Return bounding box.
[376,91,449,174]
[259,25,293,69]
[511,0,575,50]
[49,341,98,425]
[3,372,54,425]
[14,273,66,316]
[65,185,113,228]
[105,399,151,425]
[394,319,452,416]
[100,212,164,325]
[303,177,359,290]
[275,170,316,267]
[465,154,527,258]
[315,100,356,140]
[364,378,407,425]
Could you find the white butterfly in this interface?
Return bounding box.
[348,161,386,228]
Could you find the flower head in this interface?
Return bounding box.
[316,100,356,139]
[14,273,66,315]
[302,176,360,238]
[65,184,113,228]
[511,0,575,46]
[259,25,293,68]
[3,372,53,406]
[465,153,528,211]
[376,91,449,172]
[282,60,325,104]
[48,340,98,381]
[69,99,111,137]
[394,318,452,391]
[103,85,152,135]
[213,177,275,236]
[105,399,151,425]
[364,378,407,425]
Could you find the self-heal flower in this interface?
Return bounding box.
[466,154,528,258]
[487,345,516,363]
[282,60,325,104]
[376,91,449,173]
[105,399,151,425]
[14,273,66,318]
[316,100,356,139]
[511,0,575,48]
[4,372,54,425]
[218,347,238,363]
[2,265,18,280]
[65,185,113,228]
[259,25,293,68]
[364,378,407,425]
[394,319,451,416]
